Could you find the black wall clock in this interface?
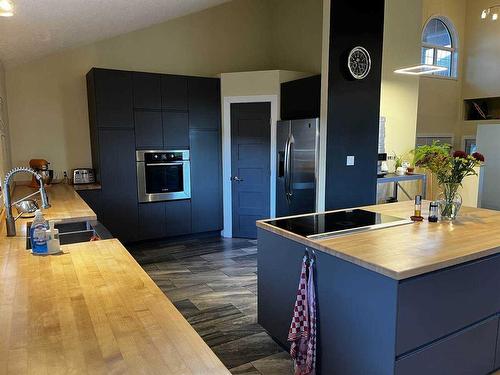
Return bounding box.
[347,46,372,80]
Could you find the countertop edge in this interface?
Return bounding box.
[256,219,500,280]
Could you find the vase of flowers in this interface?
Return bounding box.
[414,142,485,221]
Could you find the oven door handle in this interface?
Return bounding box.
[145,162,185,167]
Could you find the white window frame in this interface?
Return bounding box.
[421,16,458,79]
[416,133,455,147]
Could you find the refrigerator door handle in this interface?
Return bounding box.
[287,135,295,200]
[284,135,291,200]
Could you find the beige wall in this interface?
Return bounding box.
[0,61,12,182]
[461,0,500,140]
[463,0,500,99]
[380,0,422,158]
[269,0,323,73]
[6,0,323,177]
[416,0,467,150]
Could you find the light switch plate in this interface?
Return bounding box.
[346,156,355,166]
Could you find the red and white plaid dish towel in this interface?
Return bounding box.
[288,255,317,375]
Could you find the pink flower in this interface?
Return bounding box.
[453,150,468,159]
[472,152,485,162]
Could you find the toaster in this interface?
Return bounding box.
[73,168,96,185]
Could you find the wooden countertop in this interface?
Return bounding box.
[257,202,500,280]
[0,184,230,374]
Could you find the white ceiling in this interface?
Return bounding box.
[0,0,231,67]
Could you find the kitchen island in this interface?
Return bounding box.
[257,202,500,375]
[0,184,229,374]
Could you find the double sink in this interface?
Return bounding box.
[26,220,112,250]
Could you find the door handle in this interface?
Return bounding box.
[286,135,295,200]
[284,135,290,197]
[231,176,244,182]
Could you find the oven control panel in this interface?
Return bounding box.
[145,152,184,163]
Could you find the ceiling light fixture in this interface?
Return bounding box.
[481,5,500,20]
[394,64,448,76]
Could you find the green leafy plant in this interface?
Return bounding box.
[414,141,484,185]
[414,141,485,219]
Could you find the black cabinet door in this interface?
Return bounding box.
[133,72,161,110]
[162,75,188,111]
[98,129,138,242]
[188,77,221,130]
[77,190,102,218]
[94,69,133,128]
[165,200,192,237]
[138,202,167,240]
[135,111,163,149]
[163,111,189,149]
[190,129,222,233]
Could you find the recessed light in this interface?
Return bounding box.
[0,0,13,12]
[394,64,448,75]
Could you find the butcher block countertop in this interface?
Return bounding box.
[257,201,500,280]
[0,184,229,374]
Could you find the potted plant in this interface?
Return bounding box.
[414,142,485,220]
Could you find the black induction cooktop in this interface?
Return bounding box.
[266,209,411,239]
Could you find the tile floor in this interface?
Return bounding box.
[128,235,294,374]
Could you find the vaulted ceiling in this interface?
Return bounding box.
[0,0,231,67]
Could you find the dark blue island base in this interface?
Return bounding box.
[257,228,500,375]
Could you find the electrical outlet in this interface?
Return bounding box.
[346,156,355,166]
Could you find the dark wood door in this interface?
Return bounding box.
[190,129,222,233]
[133,72,161,110]
[138,202,166,240]
[188,77,220,129]
[98,129,138,242]
[135,111,163,149]
[230,102,271,238]
[165,200,192,236]
[162,75,188,110]
[94,69,133,128]
[162,111,189,149]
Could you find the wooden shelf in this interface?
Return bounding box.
[464,97,500,121]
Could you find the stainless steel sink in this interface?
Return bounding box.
[26,220,112,250]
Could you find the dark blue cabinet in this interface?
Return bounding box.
[166,200,191,237]
[395,317,498,375]
[93,69,133,128]
[98,129,138,242]
[135,111,163,149]
[188,77,220,130]
[77,189,102,218]
[138,200,191,239]
[133,72,161,110]
[496,318,500,370]
[87,68,222,242]
[190,129,222,233]
[163,111,189,149]
[138,202,166,240]
[396,255,500,355]
[162,75,188,111]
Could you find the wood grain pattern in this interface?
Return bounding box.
[257,201,500,280]
[0,184,229,374]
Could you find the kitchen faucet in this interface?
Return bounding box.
[3,167,51,237]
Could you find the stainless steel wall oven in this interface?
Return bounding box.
[136,150,191,203]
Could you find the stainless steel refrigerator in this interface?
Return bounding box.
[276,118,319,217]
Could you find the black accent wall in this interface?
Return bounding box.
[325,0,385,210]
[280,75,321,120]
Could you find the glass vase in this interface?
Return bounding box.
[438,183,462,221]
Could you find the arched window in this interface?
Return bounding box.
[421,17,457,77]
